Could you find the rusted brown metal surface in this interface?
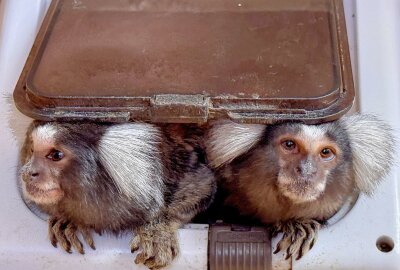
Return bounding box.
[14,0,354,123]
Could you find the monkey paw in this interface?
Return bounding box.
[131,224,179,270]
[48,217,95,254]
[272,219,321,260]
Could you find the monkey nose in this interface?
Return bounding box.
[295,167,302,174]
[294,166,316,179]
[26,172,40,182]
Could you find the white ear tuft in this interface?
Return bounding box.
[98,123,165,209]
[340,114,396,195]
[205,120,266,168]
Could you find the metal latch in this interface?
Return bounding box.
[150,94,209,123]
[209,224,272,270]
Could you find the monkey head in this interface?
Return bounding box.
[265,122,352,204]
[19,121,106,207]
[20,123,68,205]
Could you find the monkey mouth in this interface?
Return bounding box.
[277,180,324,204]
[24,184,64,205]
[276,172,326,204]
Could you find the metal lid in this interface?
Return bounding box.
[14,0,354,123]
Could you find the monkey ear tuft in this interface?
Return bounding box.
[340,114,396,195]
[205,120,266,168]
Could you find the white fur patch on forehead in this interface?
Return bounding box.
[32,124,58,146]
[299,125,327,141]
[98,123,165,209]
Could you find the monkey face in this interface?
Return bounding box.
[20,124,68,205]
[271,124,342,204]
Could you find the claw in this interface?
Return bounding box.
[284,251,292,261]
[130,235,140,253]
[47,217,95,254]
[275,234,291,255]
[80,227,96,250]
[65,223,85,254]
[296,222,312,260]
[287,223,306,259]
[272,219,321,260]
[52,219,71,253]
[48,217,58,248]
[134,229,154,265]
[309,238,316,250]
[275,232,292,257]
[135,251,152,265]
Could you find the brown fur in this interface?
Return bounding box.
[211,121,357,259]
[206,115,395,260]
[222,146,354,224]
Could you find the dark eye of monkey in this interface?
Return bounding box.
[281,140,297,151]
[320,148,335,161]
[46,150,65,162]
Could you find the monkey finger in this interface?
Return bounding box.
[296,222,314,260]
[144,258,162,270]
[144,225,180,269]
[171,243,180,259]
[274,232,292,255]
[65,223,84,255]
[130,235,141,253]
[135,252,153,265]
[134,237,154,265]
[79,227,95,250]
[273,222,295,255]
[308,220,321,249]
[310,222,320,245]
[286,223,306,260]
[144,256,170,270]
[271,223,283,238]
[48,217,58,248]
[310,220,322,232]
[144,243,174,270]
[52,219,71,253]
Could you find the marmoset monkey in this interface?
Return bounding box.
[19,121,216,269]
[205,114,395,260]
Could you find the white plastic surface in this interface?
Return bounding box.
[0,1,399,270]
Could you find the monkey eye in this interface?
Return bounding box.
[281,140,297,151]
[46,150,65,162]
[320,148,335,161]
